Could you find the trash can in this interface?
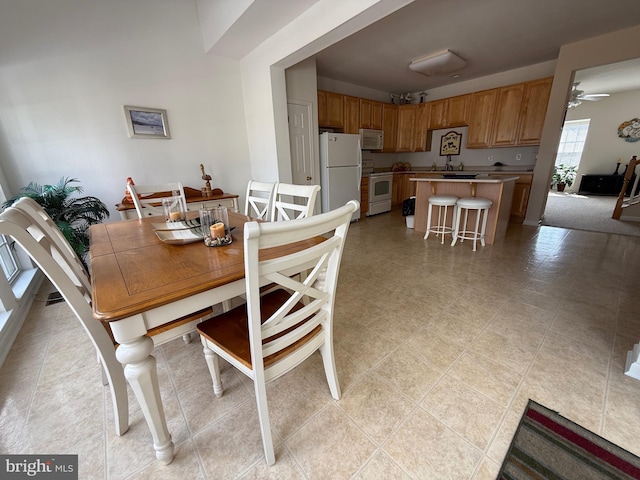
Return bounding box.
[402,196,415,229]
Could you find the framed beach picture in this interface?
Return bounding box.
[124,106,171,139]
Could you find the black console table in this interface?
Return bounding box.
[578,174,637,196]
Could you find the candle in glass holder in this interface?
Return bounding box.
[210,222,225,239]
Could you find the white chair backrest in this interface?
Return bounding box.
[12,197,91,290]
[244,180,276,221]
[270,183,320,221]
[0,207,128,435]
[127,182,187,218]
[244,200,358,382]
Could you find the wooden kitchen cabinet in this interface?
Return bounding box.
[382,104,398,152]
[344,95,360,134]
[359,99,384,130]
[428,94,470,129]
[447,94,471,127]
[491,83,525,146]
[467,89,497,148]
[517,77,552,145]
[396,105,417,152]
[392,173,404,206]
[318,90,344,128]
[413,103,430,152]
[360,176,369,218]
[488,173,532,222]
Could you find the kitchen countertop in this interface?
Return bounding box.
[410,175,520,183]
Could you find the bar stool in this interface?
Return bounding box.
[451,197,492,251]
[424,195,459,244]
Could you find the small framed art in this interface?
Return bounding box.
[124,106,171,139]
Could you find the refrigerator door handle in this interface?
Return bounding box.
[357,164,361,192]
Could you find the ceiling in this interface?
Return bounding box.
[311,0,640,96]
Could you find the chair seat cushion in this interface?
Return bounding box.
[456,197,492,209]
[197,289,321,370]
[429,195,459,206]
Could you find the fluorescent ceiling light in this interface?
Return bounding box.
[409,50,466,77]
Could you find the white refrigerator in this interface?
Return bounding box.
[319,132,362,221]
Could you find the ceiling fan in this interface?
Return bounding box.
[568,82,610,108]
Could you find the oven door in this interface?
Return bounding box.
[369,174,392,203]
[367,174,393,215]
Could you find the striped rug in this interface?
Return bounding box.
[498,400,640,479]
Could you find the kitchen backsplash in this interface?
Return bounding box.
[362,126,538,172]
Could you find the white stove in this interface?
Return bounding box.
[367,172,392,216]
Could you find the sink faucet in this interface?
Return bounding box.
[445,156,453,171]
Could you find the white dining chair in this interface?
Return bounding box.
[270,183,320,221]
[197,200,358,465]
[0,206,129,437]
[127,182,187,218]
[12,197,91,288]
[244,180,276,221]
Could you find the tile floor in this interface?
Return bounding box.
[2,209,640,479]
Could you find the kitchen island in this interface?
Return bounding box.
[410,175,519,245]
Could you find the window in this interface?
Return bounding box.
[555,119,590,167]
[0,235,19,282]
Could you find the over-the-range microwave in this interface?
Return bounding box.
[359,128,384,150]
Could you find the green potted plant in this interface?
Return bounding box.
[2,177,109,264]
[552,164,577,192]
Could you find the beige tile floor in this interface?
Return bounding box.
[2,209,640,479]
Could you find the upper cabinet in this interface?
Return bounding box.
[413,103,430,152]
[428,94,471,129]
[344,95,360,134]
[381,104,398,152]
[396,105,417,152]
[467,89,497,148]
[517,77,553,145]
[491,83,525,146]
[318,76,551,151]
[467,77,552,148]
[359,99,384,130]
[318,90,344,128]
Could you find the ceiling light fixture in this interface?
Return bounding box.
[409,50,466,77]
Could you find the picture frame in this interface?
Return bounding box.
[124,106,171,139]
[440,130,462,156]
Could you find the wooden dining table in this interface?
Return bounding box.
[90,210,321,464]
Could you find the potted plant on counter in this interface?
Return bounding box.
[552,164,577,192]
[2,177,109,265]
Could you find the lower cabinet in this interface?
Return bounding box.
[360,177,369,218]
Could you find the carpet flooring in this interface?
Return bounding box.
[498,400,640,479]
[542,192,640,237]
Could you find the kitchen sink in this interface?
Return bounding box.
[442,174,478,179]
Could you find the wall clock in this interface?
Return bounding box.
[617,118,640,142]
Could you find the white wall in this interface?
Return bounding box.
[565,88,640,185]
[0,0,251,220]
[528,24,640,225]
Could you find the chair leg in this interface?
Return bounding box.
[424,203,432,239]
[473,208,481,251]
[201,339,224,397]
[253,376,275,465]
[480,208,489,247]
[451,207,461,246]
[319,342,341,400]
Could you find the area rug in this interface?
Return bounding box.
[498,400,640,479]
[542,192,640,237]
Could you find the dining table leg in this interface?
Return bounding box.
[111,319,175,464]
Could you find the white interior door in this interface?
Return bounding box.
[288,101,314,186]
